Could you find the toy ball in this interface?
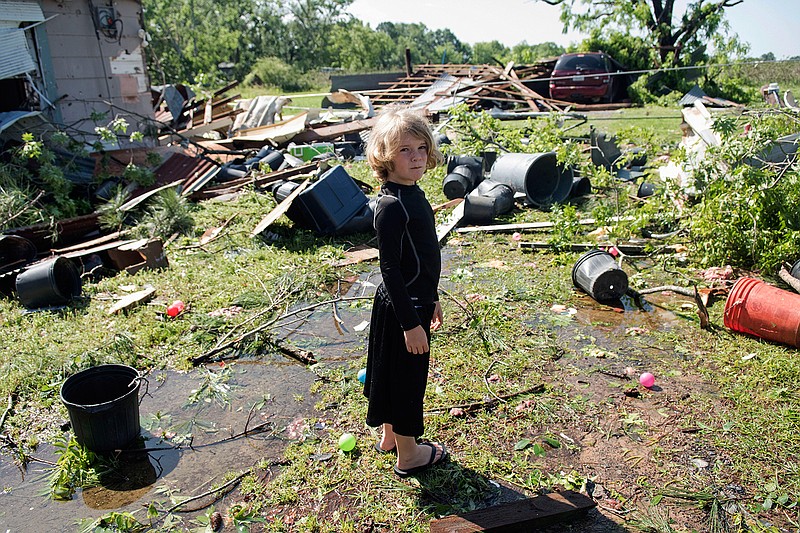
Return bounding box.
[639,372,655,388]
[512,232,522,241]
[357,368,367,384]
[338,432,356,452]
[167,300,185,317]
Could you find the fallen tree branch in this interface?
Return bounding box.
[628,284,710,328]
[162,458,288,515]
[425,384,545,414]
[166,470,247,514]
[192,295,372,365]
[631,285,696,297]
[0,392,15,433]
[275,341,317,365]
[484,360,509,404]
[1,190,45,227]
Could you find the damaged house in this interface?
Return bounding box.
[0,0,154,146]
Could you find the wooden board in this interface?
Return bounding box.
[455,216,635,234]
[107,286,156,315]
[436,200,465,244]
[331,246,379,267]
[250,178,311,236]
[429,490,595,533]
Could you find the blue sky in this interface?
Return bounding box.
[347,0,798,59]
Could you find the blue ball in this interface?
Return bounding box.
[357,368,367,384]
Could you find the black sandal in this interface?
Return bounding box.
[393,442,448,478]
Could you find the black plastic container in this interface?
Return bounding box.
[463,181,514,224]
[336,197,378,235]
[443,164,479,199]
[0,234,37,273]
[474,180,514,215]
[15,256,81,308]
[491,152,572,208]
[637,181,657,198]
[271,180,301,202]
[259,150,285,171]
[463,195,497,223]
[570,176,592,199]
[790,259,800,280]
[60,364,142,452]
[295,165,368,234]
[216,165,248,182]
[572,249,629,302]
[446,155,483,175]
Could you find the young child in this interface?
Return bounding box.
[362,106,448,477]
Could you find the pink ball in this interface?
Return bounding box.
[512,232,522,241]
[639,372,655,388]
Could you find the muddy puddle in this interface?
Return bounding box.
[0,275,376,532]
[548,291,688,365]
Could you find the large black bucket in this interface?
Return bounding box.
[490,152,572,208]
[446,155,483,175]
[15,256,81,308]
[572,249,629,302]
[60,364,142,452]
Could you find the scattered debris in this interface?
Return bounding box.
[679,85,743,108]
[429,490,595,532]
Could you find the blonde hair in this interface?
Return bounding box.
[366,106,444,183]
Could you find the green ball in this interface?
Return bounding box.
[338,432,356,452]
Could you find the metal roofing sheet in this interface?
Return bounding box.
[0,1,44,22]
[0,29,36,79]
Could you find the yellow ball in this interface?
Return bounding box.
[338,432,356,452]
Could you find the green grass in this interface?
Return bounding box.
[2,104,800,531]
[571,106,684,144]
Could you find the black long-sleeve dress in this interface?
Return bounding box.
[363,181,441,437]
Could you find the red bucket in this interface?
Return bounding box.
[724,277,800,347]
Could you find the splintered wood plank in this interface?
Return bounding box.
[429,490,595,533]
[107,286,156,315]
[331,245,379,267]
[250,178,311,236]
[436,199,464,244]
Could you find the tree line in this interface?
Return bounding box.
[142,0,567,89]
[141,0,778,98]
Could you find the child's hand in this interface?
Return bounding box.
[404,326,429,354]
[431,301,443,331]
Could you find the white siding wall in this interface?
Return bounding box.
[39,0,154,146]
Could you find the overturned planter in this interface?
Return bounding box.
[15,256,81,309]
[724,277,800,348]
[491,152,572,208]
[572,249,628,302]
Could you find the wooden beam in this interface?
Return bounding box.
[107,285,156,315]
[456,216,635,233]
[436,200,465,244]
[251,178,311,236]
[290,117,378,144]
[429,490,595,533]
